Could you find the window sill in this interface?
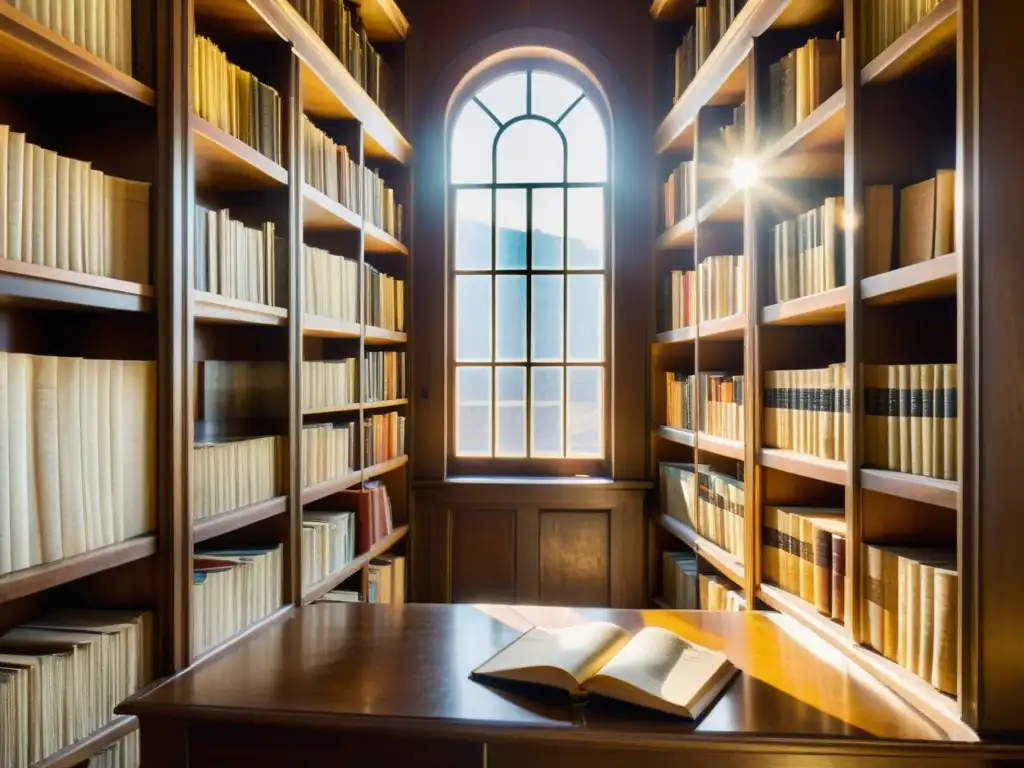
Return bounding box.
[413,476,652,490]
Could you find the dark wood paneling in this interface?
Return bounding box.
[450,508,518,603]
[539,511,610,607]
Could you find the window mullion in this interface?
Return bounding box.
[526,187,533,459]
[562,183,569,459]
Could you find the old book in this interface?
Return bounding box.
[909,364,922,475]
[42,148,57,268]
[22,143,35,265]
[882,547,900,661]
[933,169,955,258]
[921,364,934,478]
[80,359,101,549]
[0,355,8,574]
[905,558,921,673]
[918,562,936,681]
[897,555,909,667]
[864,544,884,653]
[0,125,6,260]
[762,505,779,588]
[943,363,957,481]
[33,355,63,563]
[831,533,846,623]
[931,363,943,478]
[69,159,84,272]
[899,176,936,267]
[865,185,894,276]
[6,131,25,262]
[7,354,34,570]
[813,516,845,615]
[898,364,911,473]
[56,156,70,270]
[886,365,899,471]
[472,622,738,719]
[56,356,87,557]
[932,566,958,694]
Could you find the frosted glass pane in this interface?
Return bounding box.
[561,98,607,182]
[568,275,604,362]
[456,367,492,456]
[450,100,497,184]
[531,71,583,121]
[568,188,604,269]
[567,367,602,457]
[475,72,527,124]
[456,275,491,362]
[496,367,526,457]
[496,276,526,362]
[531,367,564,457]
[496,189,527,269]
[531,275,564,362]
[496,120,564,184]
[455,189,491,271]
[532,188,564,270]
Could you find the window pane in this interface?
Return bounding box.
[496,276,526,362]
[496,366,526,457]
[568,188,604,269]
[475,72,527,124]
[532,188,564,270]
[561,98,607,182]
[496,189,527,269]
[567,367,602,457]
[496,120,564,184]
[450,100,497,184]
[531,275,564,362]
[568,275,603,362]
[456,275,491,362]
[531,367,564,457]
[455,189,491,271]
[531,71,582,122]
[456,367,492,456]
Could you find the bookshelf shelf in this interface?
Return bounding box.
[0,535,158,605]
[192,114,289,189]
[762,88,845,178]
[657,213,696,249]
[655,512,745,589]
[860,468,958,510]
[656,425,696,448]
[654,325,697,345]
[0,3,155,105]
[193,291,288,326]
[761,286,846,326]
[365,325,408,344]
[698,187,744,224]
[301,524,409,604]
[193,0,281,39]
[303,314,362,338]
[30,715,139,768]
[193,496,289,543]
[0,260,154,313]
[303,403,362,416]
[365,454,409,480]
[365,223,409,254]
[649,0,685,21]
[359,0,410,41]
[363,398,409,411]
[861,0,958,85]
[301,471,362,505]
[190,604,293,668]
[698,432,745,461]
[760,448,847,485]
[861,253,957,306]
[698,313,745,340]
[756,583,849,647]
[302,184,362,231]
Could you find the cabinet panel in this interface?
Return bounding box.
[451,507,517,603]
[539,511,610,607]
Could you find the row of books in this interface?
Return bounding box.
[863,363,958,480]
[302,115,360,214]
[193,36,282,164]
[859,0,946,65]
[192,436,284,522]
[87,732,138,768]
[194,360,284,423]
[699,372,744,442]
[770,196,845,305]
[698,254,745,322]
[365,350,406,403]
[763,506,848,625]
[303,358,358,412]
[10,0,135,75]
[672,0,746,101]
[302,422,356,487]
[367,554,406,604]
[863,544,957,694]
[701,573,746,612]
[365,264,405,331]
[763,364,851,463]
[303,245,359,323]
[665,372,694,431]
[0,354,156,576]
[301,510,356,587]
[1,126,150,283]
[0,609,151,767]
[193,205,280,306]
[662,551,698,609]
[864,171,955,277]
[662,159,694,229]
[767,37,843,140]
[660,462,746,561]
[660,269,697,332]
[364,412,406,466]
[192,545,283,656]
[363,168,403,241]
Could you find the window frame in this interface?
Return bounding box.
[445,60,613,478]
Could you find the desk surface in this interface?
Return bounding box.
[122,604,969,749]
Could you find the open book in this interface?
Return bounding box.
[471,622,737,719]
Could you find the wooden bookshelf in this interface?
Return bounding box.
[698,187,744,224]
[193,496,290,543]
[860,0,958,85]
[761,286,846,325]
[861,253,957,306]
[30,715,140,768]
[189,605,294,668]
[303,314,363,338]
[698,313,745,340]
[363,398,409,411]
[656,425,696,448]
[301,471,363,506]
[301,524,409,604]
[192,114,289,188]
[358,0,410,41]
[762,88,845,178]
[0,260,154,313]
[657,213,696,249]
[654,325,697,345]
[193,291,289,326]
[860,468,958,510]
[365,223,409,254]
[655,513,745,589]
[302,183,362,231]
[365,325,408,345]
[303,402,363,416]
[365,454,409,481]
[699,432,745,461]
[760,448,846,486]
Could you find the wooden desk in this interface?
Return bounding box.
[118,604,1022,766]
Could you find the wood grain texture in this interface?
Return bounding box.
[450,508,517,603]
[539,511,610,607]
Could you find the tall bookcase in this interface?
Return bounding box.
[649,0,1021,742]
[0,0,412,763]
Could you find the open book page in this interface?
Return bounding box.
[472,621,630,693]
[584,626,736,718]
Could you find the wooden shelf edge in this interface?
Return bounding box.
[193,291,288,326]
[29,715,139,768]
[762,87,845,164]
[363,398,409,411]
[760,448,847,485]
[365,326,408,344]
[358,0,410,41]
[698,313,745,339]
[654,513,745,589]
[364,455,409,480]
[653,326,697,345]
[698,187,743,224]
[301,184,362,230]
[0,260,154,312]
[301,471,362,505]
[697,432,745,460]
[761,286,847,326]
[193,496,289,543]
[0,534,158,605]
[301,524,409,604]
[860,468,958,510]
[655,425,696,447]
[861,253,958,305]
[303,402,361,416]
[189,604,293,670]
[861,0,958,85]
[757,584,976,742]
[191,114,289,187]
[302,314,362,338]
[365,223,409,254]
[656,214,696,250]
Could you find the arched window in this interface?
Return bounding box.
[449,67,609,473]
